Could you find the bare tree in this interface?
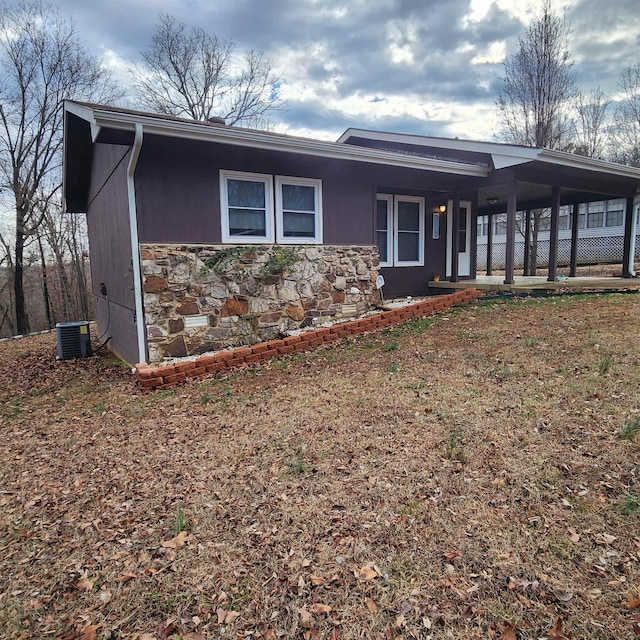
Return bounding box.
[574,86,611,159]
[132,14,283,126]
[496,0,577,273]
[497,1,577,149]
[610,61,640,167]
[0,1,120,335]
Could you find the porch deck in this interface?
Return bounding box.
[429,275,640,294]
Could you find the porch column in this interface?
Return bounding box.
[504,177,517,285]
[523,209,531,276]
[547,186,561,282]
[470,197,478,278]
[569,202,579,277]
[622,195,637,278]
[486,213,493,276]
[450,192,460,282]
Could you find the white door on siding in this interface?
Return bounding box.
[446,200,471,277]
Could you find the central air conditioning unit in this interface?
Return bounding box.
[56,321,92,360]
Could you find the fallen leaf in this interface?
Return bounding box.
[114,572,137,583]
[310,603,332,614]
[443,550,464,561]
[161,530,189,549]
[358,566,378,581]
[76,577,94,591]
[365,597,378,613]
[625,586,640,609]
[80,624,103,640]
[595,533,617,545]
[328,629,340,640]
[309,575,325,586]
[225,611,240,624]
[567,527,580,542]
[553,589,574,602]
[547,616,570,639]
[498,623,517,640]
[299,607,314,629]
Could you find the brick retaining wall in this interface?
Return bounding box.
[135,289,484,390]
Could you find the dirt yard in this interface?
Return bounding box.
[1,292,639,640]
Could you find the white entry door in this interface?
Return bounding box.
[446,200,472,277]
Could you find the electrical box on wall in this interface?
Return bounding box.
[56,321,92,360]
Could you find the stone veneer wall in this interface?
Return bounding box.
[141,244,380,362]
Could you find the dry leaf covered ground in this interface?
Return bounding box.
[1,292,639,640]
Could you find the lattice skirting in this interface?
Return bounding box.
[477,234,640,270]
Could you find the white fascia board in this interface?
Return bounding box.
[89,109,488,178]
[491,153,537,169]
[64,101,102,141]
[537,149,640,180]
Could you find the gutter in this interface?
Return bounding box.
[88,108,488,178]
[126,123,147,365]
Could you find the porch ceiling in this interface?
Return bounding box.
[476,161,640,215]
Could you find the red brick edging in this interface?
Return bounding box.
[135,289,484,390]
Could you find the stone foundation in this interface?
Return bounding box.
[135,289,486,389]
[140,244,380,362]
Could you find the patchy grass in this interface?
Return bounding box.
[1,293,640,639]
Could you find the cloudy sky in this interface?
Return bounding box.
[19,0,640,140]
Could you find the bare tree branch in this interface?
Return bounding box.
[496,0,576,150]
[0,1,121,334]
[131,14,284,127]
[610,60,640,167]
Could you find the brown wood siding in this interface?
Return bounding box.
[87,143,140,365]
[133,134,465,297]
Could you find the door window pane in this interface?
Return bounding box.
[458,206,467,251]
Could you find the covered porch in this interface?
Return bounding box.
[468,149,640,285]
[429,274,640,294]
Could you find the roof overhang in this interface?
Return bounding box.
[338,127,640,182]
[66,101,488,178]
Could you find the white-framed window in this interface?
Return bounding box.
[375,194,425,267]
[605,199,624,227]
[275,176,323,244]
[395,196,424,266]
[220,170,274,243]
[376,194,393,266]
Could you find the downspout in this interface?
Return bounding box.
[127,123,147,364]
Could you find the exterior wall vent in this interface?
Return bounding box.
[56,321,92,360]
[184,314,208,328]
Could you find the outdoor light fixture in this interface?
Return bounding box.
[487,197,499,205]
[438,204,446,213]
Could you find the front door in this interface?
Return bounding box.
[446,200,471,277]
